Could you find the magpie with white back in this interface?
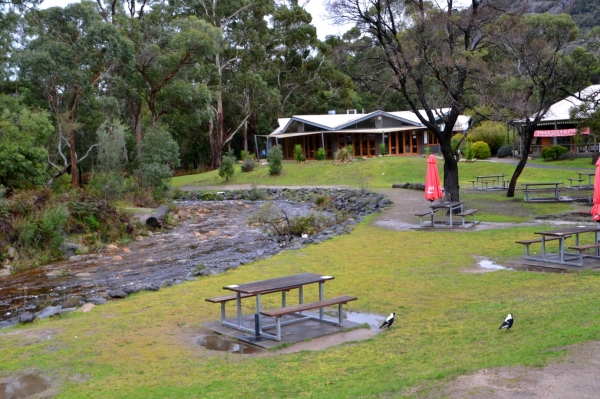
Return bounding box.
[380,312,395,329]
[499,313,514,331]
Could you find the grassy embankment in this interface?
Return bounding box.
[1,156,599,398]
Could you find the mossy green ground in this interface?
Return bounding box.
[2,156,600,398]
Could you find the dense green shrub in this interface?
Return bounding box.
[316,147,326,161]
[541,145,568,161]
[267,145,283,175]
[471,141,491,159]
[240,150,247,161]
[293,144,306,163]
[470,121,506,155]
[378,142,387,156]
[497,145,513,158]
[219,153,235,181]
[241,158,255,172]
[2,189,136,269]
[137,127,180,200]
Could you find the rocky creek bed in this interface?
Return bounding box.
[0,188,391,328]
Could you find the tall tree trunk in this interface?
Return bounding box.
[507,126,535,197]
[129,100,143,160]
[439,135,459,201]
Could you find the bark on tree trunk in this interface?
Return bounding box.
[210,90,224,170]
[507,127,535,197]
[130,101,143,161]
[439,136,459,201]
[68,125,78,188]
[146,205,170,228]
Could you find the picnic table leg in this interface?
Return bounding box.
[298,286,304,315]
[236,292,242,327]
[256,294,262,333]
[559,238,564,263]
[282,291,287,307]
[338,303,343,326]
[541,236,546,260]
[430,209,434,227]
[319,281,324,320]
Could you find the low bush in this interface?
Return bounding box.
[2,189,136,269]
[497,144,513,158]
[470,121,506,155]
[219,153,235,181]
[471,141,491,159]
[241,158,255,172]
[378,142,387,156]
[267,145,283,175]
[335,146,354,163]
[316,147,326,161]
[293,145,306,163]
[541,145,568,161]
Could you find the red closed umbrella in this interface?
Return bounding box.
[425,155,444,202]
[591,158,600,221]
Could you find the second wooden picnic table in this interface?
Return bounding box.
[218,273,356,341]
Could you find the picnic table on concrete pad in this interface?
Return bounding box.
[217,273,355,341]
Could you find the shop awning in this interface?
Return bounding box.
[534,127,590,137]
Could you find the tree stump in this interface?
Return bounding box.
[146,206,170,228]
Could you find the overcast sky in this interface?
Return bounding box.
[40,0,473,40]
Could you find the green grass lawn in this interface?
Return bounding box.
[2,156,600,398]
[172,155,597,189]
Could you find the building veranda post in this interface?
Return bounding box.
[268,110,471,160]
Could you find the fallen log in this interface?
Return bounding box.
[146,205,171,228]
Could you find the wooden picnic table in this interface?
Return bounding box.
[521,182,563,202]
[531,226,600,266]
[469,174,506,190]
[430,201,464,226]
[218,273,354,341]
[577,171,595,188]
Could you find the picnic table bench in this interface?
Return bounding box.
[260,295,357,340]
[515,236,571,259]
[521,182,563,202]
[456,209,480,226]
[415,208,439,226]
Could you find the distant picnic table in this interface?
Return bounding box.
[469,174,507,190]
[521,182,563,202]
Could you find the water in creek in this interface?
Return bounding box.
[0,201,319,323]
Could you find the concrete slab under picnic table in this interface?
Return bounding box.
[505,256,600,272]
[203,311,363,349]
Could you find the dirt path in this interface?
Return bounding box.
[437,341,600,399]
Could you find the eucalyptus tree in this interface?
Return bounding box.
[19,2,133,188]
[478,13,600,197]
[326,0,508,201]
[268,2,359,117]
[178,0,276,168]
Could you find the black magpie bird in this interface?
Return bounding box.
[380,312,395,329]
[499,313,514,331]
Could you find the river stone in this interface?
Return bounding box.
[79,303,95,313]
[62,296,80,308]
[0,317,19,328]
[35,305,62,319]
[58,308,76,316]
[123,285,141,294]
[87,297,107,305]
[108,289,128,299]
[19,312,34,324]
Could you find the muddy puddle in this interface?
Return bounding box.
[0,374,51,398]
[345,311,386,330]
[0,201,319,323]
[196,334,265,354]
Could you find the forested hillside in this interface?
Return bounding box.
[0,0,599,184]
